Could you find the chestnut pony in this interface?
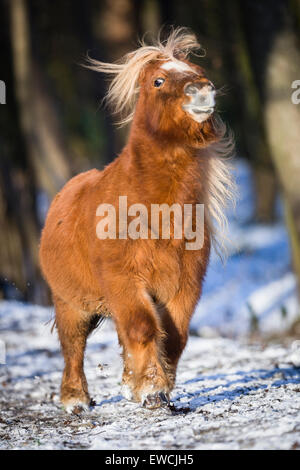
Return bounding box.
[40,28,234,413]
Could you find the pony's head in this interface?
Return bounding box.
[88,28,221,145]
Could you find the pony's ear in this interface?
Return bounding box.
[138,66,147,85]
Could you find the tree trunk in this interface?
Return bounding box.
[9,0,72,198]
[7,0,75,303]
[92,0,142,151]
[264,26,300,287]
[231,0,277,222]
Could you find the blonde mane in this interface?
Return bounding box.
[204,121,236,259]
[87,27,204,125]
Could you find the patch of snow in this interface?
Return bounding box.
[1,302,300,450]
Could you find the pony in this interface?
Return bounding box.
[39,27,235,413]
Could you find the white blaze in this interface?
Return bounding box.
[161,60,196,74]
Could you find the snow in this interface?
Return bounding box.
[0,159,300,450]
[1,303,300,450]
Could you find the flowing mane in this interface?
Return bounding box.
[87,27,204,125]
[204,121,236,259]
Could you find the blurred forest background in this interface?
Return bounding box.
[1,0,300,305]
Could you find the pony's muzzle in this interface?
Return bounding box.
[183,81,216,123]
[184,81,215,95]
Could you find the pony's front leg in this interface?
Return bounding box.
[111,288,172,408]
[162,287,200,386]
[54,297,91,413]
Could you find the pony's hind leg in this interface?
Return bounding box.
[54,296,92,413]
[111,287,171,408]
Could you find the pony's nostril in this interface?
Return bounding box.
[184,83,200,95]
[184,81,215,96]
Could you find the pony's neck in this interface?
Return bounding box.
[124,119,208,204]
[128,110,198,158]
[128,124,194,162]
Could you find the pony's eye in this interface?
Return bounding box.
[154,78,165,88]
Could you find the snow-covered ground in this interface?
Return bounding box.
[1,302,300,450]
[0,159,300,450]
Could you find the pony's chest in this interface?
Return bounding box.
[135,239,185,303]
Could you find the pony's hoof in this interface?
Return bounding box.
[62,396,90,414]
[142,392,170,409]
